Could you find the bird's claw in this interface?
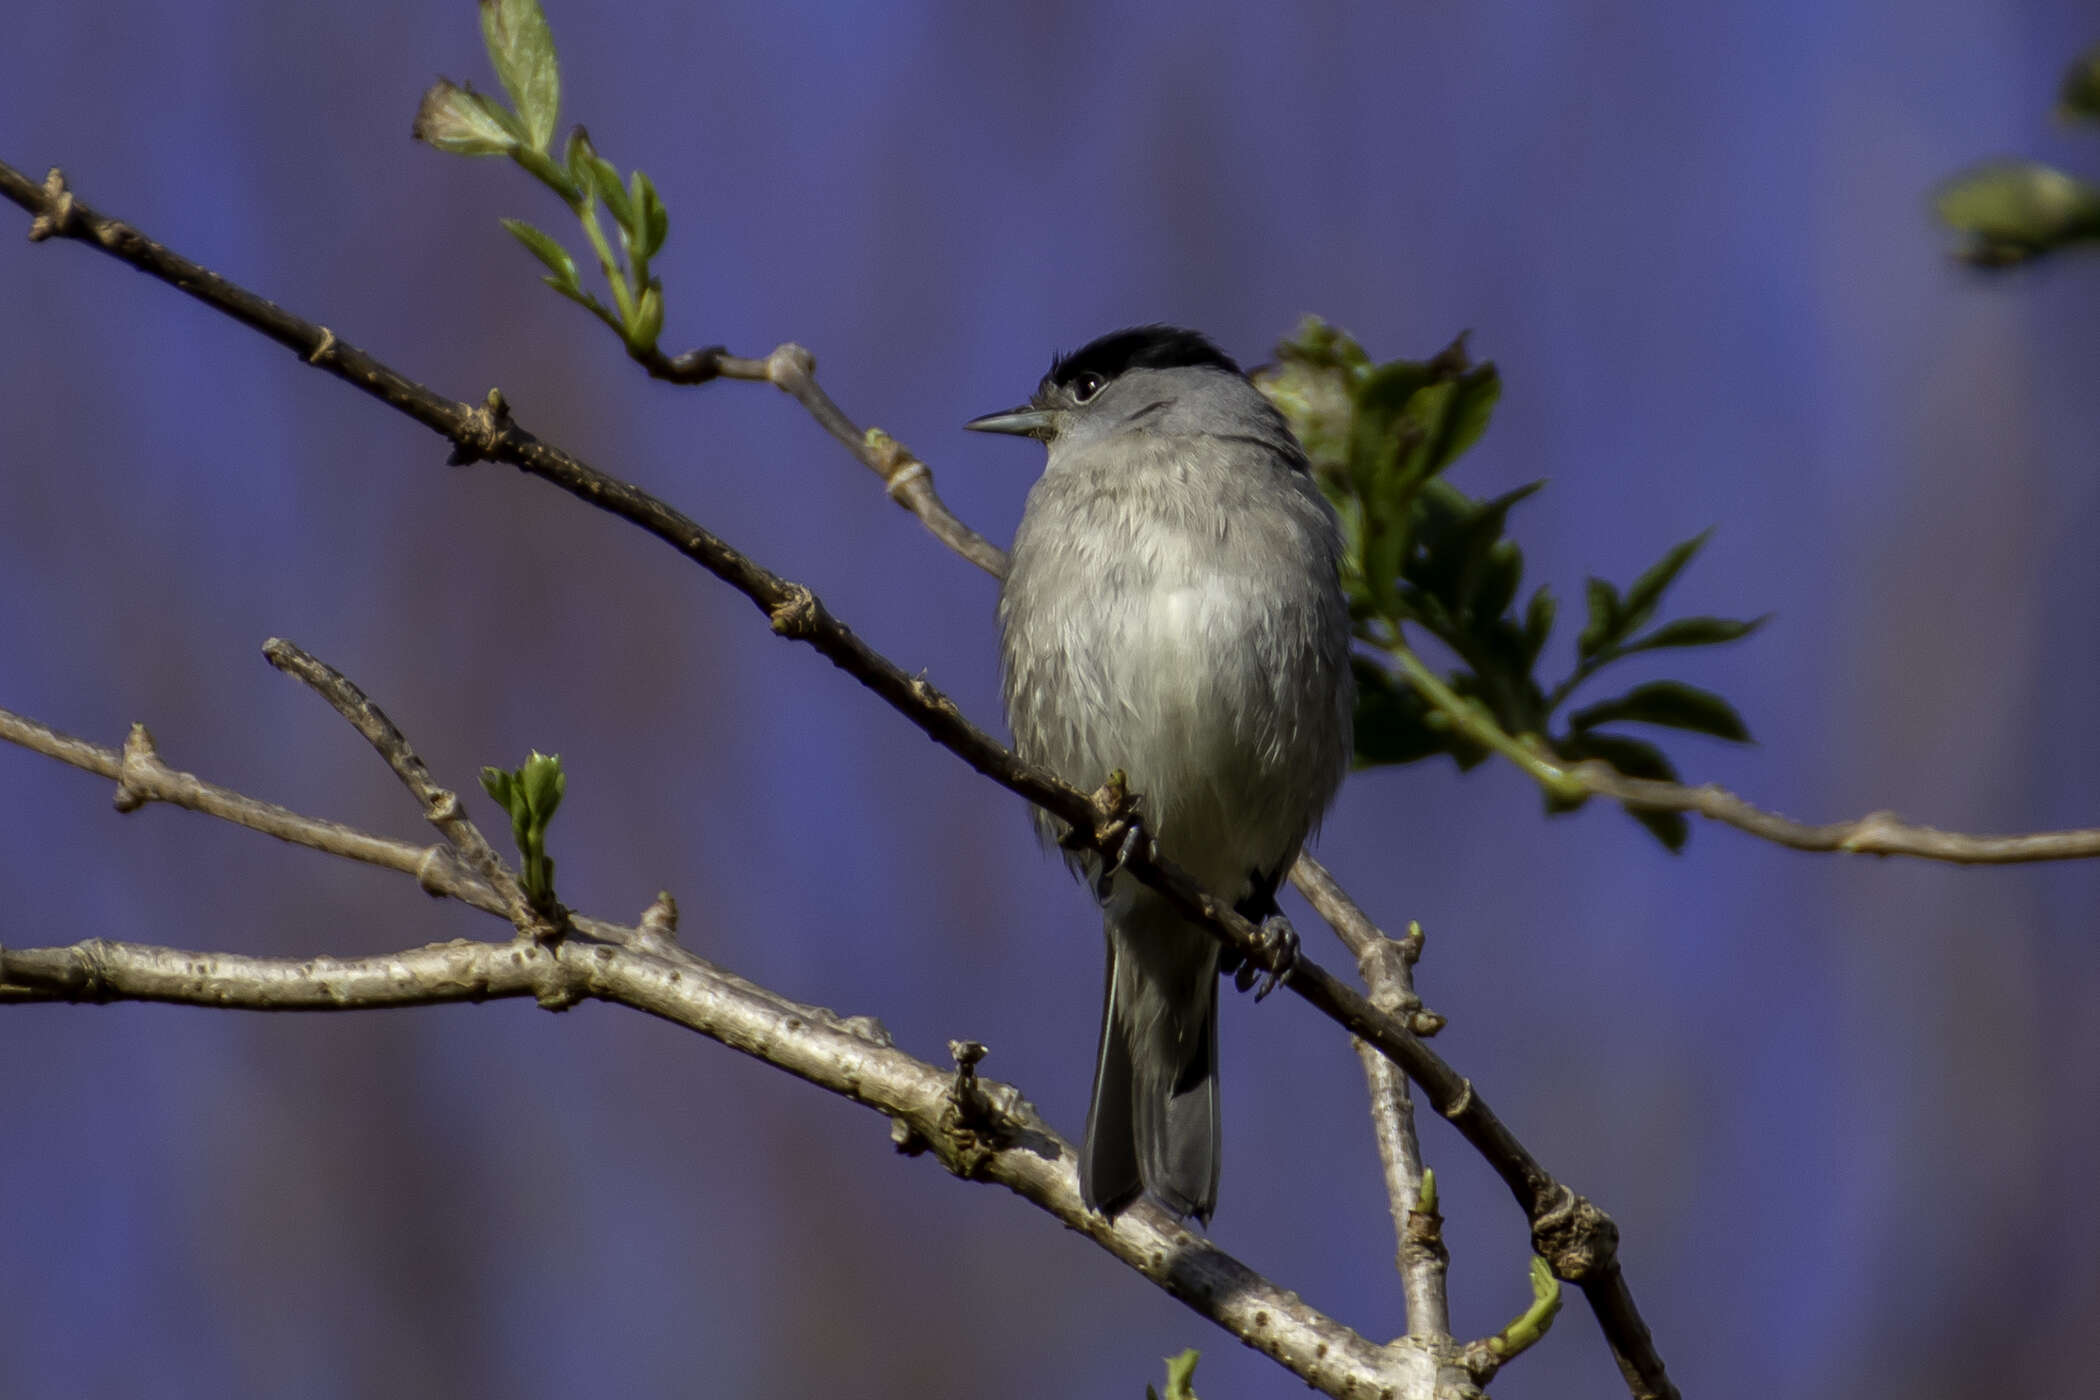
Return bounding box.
[1235,913,1300,1002]
[1072,770,1153,902]
[1094,816,1155,902]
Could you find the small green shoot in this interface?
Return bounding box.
[414,0,672,355]
[479,749,565,910]
[1145,1349,1201,1400]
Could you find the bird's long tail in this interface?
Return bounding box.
[1082,891,1221,1224]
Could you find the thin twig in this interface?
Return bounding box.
[0,157,1675,1400]
[0,696,825,1013]
[1294,858,1450,1342]
[0,704,498,911]
[260,637,526,917]
[637,341,1008,577]
[1389,633,2100,863]
[1574,764,2100,861]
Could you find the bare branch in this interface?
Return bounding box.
[0,704,498,911]
[1572,763,2100,862]
[1295,858,1450,1342]
[261,637,527,918]
[0,891,1439,1397]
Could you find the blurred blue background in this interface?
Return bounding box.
[5,3,2099,1397]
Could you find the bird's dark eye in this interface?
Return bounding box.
[1070,371,1107,403]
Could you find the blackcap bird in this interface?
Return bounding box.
[968,326,1352,1224]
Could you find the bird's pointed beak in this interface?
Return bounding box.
[964,405,1055,439]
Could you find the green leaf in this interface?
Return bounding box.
[1620,613,1768,654]
[1935,161,2100,265]
[1396,585,1455,641]
[1393,378,1456,484]
[628,280,665,350]
[480,0,561,152]
[412,79,522,156]
[1156,1349,1201,1400]
[1407,479,1537,626]
[520,750,566,822]
[1577,577,1621,659]
[1348,362,1438,491]
[1347,368,1449,618]
[1355,501,1411,620]
[1273,315,1372,377]
[1252,318,1368,481]
[565,126,595,194]
[1469,538,1523,626]
[1453,482,1542,619]
[479,766,517,813]
[1350,657,1456,767]
[1936,161,2100,235]
[499,218,579,286]
[1569,680,1751,742]
[620,172,667,288]
[1619,528,1710,636]
[1340,342,1505,626]
[1435,361,1501,472]
[586,153,633,230]
[2059,42,2100,122]
[632,170,670,257]
[1522,585,1557,667]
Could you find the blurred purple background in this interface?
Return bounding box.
[5,3,2100,1397]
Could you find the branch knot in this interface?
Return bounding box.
[112,722,162,813]
[906,672,956,719]
[929,1039,1022,1180]
[767,584,820,638]
[764,342,815,390]
[26,167,75,242]
[635,890,680,950]
[70,937,116,999]
[1530,1187,1620,1280]
[414,845,454,898]
[863,427,932,506]
[525,936,583,1010]
[447,388,515,466]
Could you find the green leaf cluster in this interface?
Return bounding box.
[414,0,672,354]
[480,749,566,910]
[1935,41,2100,267]
[1258,319,1766,850]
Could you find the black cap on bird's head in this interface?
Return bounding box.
[965,325,1245,439]
[1045,325,1241,388]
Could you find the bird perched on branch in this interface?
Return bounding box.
[969,325,1352,1224]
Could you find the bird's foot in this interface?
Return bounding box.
[1068,769,1153,902]
[1234,913,1300,1002]
[1093,815,1156,902]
